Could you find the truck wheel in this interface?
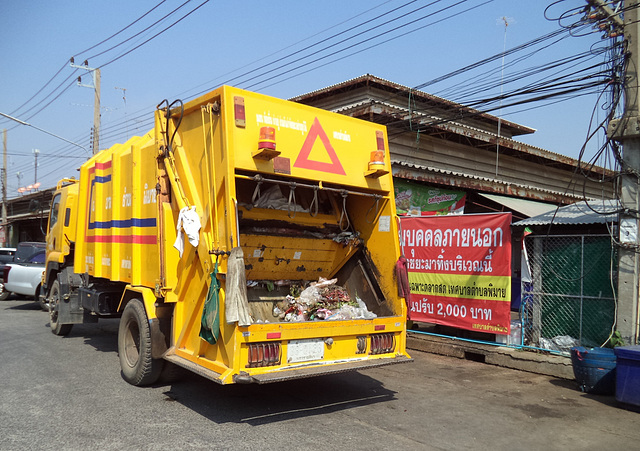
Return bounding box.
[49,280,72,336]
[118,299,163,386]
[0,289,10,301]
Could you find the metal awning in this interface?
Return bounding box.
[478,193,557,218]
[513,199,620,226]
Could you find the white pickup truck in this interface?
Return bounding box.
[0,242,46,308]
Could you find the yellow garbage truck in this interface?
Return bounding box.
[43,85,410,386]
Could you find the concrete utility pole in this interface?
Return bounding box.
[2,129,7,246]
[71,59,101,154]
[33,148,39,185]
[617,0,640,345]
[593,0,640,345]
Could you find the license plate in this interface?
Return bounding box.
[287,338,324,363]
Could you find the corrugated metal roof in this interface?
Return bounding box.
[340,100,568,160]
[289,74,535,135]
[391,160,586,201]
[512,199,620,226]
[332,98,596,173]
[291,75,614,174]
[478,193,557,218]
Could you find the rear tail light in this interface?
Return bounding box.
[234,96,246,128]
[375,130,385,152]
[369,131,386,171]
[370,333,395,355]
[247,342,281,368]
[3,266,10,280]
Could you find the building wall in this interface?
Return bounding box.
[390,133,613,201]
[0,189,53,246]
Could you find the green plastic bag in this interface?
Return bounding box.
[200,264,220,344]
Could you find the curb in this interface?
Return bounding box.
[407,332,575,380]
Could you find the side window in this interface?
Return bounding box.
[29,251,45,264]
[49,194,61,231]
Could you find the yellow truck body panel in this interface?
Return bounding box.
[74,133,158,287]
[46,85,410,385]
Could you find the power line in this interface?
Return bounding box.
[85,0,192,61]
[97,0,210,69]
[72,0,170,58]
[2,1,210,131]
[247,0,494,89]
[6,0,618,193]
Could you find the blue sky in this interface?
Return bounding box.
[0,1,610,195]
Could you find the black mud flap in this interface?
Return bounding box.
[150,318,168,359]
[57,270,96,325]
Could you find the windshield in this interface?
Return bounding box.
[14,243,46,263]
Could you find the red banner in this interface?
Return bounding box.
[400,213,512,334]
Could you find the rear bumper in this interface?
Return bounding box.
[165,351,412,385]
[240,354,413,384]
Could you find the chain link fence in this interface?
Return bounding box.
[521,234,616,354]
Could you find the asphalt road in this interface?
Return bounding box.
[1,296,639,451]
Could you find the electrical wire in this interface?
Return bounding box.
[2,1,209,132]
[96,1,210,69]
[253,0,493,92]
[72,0,170,58]
[5,1,625,195]
[86,0,192,61]
[172,0,397,100]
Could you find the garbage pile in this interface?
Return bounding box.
[538,335,580,355]
[272,277,377,322]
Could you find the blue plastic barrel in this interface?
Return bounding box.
[570,346,617,395]
[614,345,640,406]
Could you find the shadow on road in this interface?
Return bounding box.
[549,377,640,413]
[34,308,398,424]
[4,299,40,310]
[161,370,397,425]
[44,319,120,353]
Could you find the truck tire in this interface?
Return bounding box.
[118,299,163,386]
[49,280,72,336]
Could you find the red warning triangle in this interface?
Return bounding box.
[293,117,346,175]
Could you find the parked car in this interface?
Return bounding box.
[0,242,46,306]
[0,247,17,300]
[0,247,16,264]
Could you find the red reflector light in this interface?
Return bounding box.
[234,96,246,128]
[370,333,395,355]
[376,130,385,151]
[247,342,281,368]
[374,324,386,331]
[368,130,385,171]
[266,332,281,339]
